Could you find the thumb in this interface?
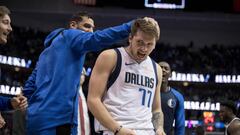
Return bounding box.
[13,97,21,103]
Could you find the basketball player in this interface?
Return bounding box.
[23,12,94,135]
[88,17,165,135]
[0,5,28,128]
[158,61,185,135]
[219,100,240,135]
[23,11,144,135]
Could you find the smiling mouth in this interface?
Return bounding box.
[2,32,9,37]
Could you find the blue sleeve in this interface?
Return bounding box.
[23,65,37,100]
[65,21,132,53]
[172,90,185,135]
[0,96,12,111]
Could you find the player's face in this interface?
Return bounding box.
[0,14,12,45]
[219,106,228,123]
[159,62,171,82]
[128,30,156,63]
[76,16,94,32]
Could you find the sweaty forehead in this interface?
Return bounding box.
[159,62,170,68]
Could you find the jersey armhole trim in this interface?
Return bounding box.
[106,48,122,90]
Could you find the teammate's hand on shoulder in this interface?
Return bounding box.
[117,127,136,135]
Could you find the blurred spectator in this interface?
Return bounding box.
[195,125,205,135]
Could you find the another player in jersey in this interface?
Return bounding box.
[219,100,240,135]
[88,17,165,135]
[158,61,185,135]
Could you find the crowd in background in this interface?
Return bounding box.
[1,26,240,74]
[0,26,46,68]
[151,42,240,74]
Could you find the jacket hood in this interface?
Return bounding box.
[44,28,64,48]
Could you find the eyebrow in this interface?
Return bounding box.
[2,19,11,23]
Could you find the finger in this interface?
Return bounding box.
[19,102,28,110]
[12,97,21,104]
[20,101,27,106]
[19,96,27,103]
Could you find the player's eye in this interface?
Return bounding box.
[83,23,92,29]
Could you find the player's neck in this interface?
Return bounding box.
[161,83,170,92]
[227,115,237,124]
[124,47,143,64]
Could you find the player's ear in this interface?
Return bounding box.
[128,34,133,44]
[69,21,77,29]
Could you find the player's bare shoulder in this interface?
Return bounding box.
[156,63,163,78]
[228,119,240,135]
[96,49,118,71]
[100,49,117,57]
[232,119,240,130]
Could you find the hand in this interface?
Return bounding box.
[11,95,28,111]
[0,113,6,128]
[156,128,166,135]
[117,127,136,135]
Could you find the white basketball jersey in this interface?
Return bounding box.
[95,47,158,131]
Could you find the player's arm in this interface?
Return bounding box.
[152,64,165,135]
[23,63,38,100]
[229,122,240,135]
[0,96,12,111]
[0,95,27,111]
[67,21,132,53]
[174,91,185,135]
[88,49,133,134]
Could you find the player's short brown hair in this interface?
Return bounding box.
[0,6,10,18]
[131,18,160,41]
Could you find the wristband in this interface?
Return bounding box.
[114,125,123,135]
